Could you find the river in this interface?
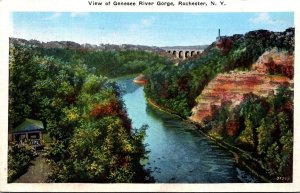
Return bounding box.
[117,78,257,183]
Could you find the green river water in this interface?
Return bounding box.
[118,78,257,183]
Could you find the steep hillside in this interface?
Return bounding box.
[188,48,294,182]
[9,41,152,183]
[190,49,293,126]
[144,28,294,118]
[253,49,293,78]
[144,28,294,182]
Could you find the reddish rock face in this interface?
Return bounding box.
[133,74,147,85]
[253,49,294,78]
[216,38,233,53]
[189,50,293,126]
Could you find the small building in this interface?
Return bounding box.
[12,118,45,146]
[216,29,226,41]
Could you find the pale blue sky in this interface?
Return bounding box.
[12,12,294,46]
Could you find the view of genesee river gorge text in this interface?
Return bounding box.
[88,1,215,6]
[8,12,294,183]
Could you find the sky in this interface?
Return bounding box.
[11,12,294,47]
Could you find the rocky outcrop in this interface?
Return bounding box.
[253,48,294,78]
[189,50,293,126]
[133,74,147,85]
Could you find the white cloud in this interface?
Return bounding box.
[44,12,62,20]
[43,12,88,20]
[140,18,154,27]
[249,13,281,25]
[129,17,155,32]
[70,12,89,18]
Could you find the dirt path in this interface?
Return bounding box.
[14,153,51,183]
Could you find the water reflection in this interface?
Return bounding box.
[119,78,256,183]
[115,78,140,95]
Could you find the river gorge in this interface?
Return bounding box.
[117,78,257,183]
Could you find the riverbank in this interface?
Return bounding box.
[146,98,183,119]
[191,124,271,182]
[146,96,271,183]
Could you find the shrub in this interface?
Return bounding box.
[8,145,35,182]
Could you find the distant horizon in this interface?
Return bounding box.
[10,25,293,48]
[10,36,212,47]
[11,12,294,47]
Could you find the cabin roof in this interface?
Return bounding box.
[13,119,44,133]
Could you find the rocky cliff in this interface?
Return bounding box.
[253,48,293,78]
[189,49,293,126]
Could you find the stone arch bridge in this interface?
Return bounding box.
[165,49,204,59]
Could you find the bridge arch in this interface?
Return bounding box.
[165,49,204,60]
[179,51,184,58]
[185,51,190,58]
[172,50,178,58]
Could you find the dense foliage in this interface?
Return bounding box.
[209,87,293,181]
[8,145,35,183]
[8,27,294,183]
[144,28,294,182]
[36,47,170,78]
[144,28,294,117]
[9,43,154,182]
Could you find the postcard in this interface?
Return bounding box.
[0,0,299,192]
